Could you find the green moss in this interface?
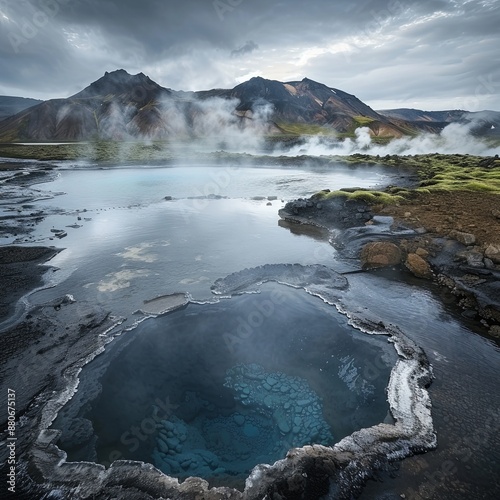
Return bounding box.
[0,141,176,163]
[275,122,336,136]
[317,189,405,205]
[414,188,432,195]
[416,158,500,194]
[314,152,500,204]
[462,181,499,191]
[353,116,375,126]
[339,153,500,195]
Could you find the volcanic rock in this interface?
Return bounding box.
[405,253,433,279]
[360,241,402,268]
[484,244,500,264]
[449,230,476,246]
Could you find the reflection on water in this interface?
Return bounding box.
[29,198,341,319]
[33,164,389,209]
[52,285,396,488]
[26,163,386,314]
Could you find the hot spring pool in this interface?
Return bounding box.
[52,284,396,488]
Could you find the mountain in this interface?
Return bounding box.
[0,70,174,141]
[378,108,500,136]
[0,96,43,121]
[197,76,408,137]
[377,108,466,123]
[0,70,432,142]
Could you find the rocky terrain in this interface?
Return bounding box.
[0,246,60,323]
[0,259,436,499]
[1,153,499,498]
[278,156,500,338]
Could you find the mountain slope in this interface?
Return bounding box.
[0,96,43,121]
[378,108,500,136]
[198,76,408,137]
[378,108,466,123]
[0,70,174,141]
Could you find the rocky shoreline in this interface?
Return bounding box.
[279,192,500,339]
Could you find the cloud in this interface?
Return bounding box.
[0,0,498,111]
[231,40,259,58]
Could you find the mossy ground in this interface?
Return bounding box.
[0,141,174,163]
[334,153,500,246]
[327,153,500,199]
[314,189,406,205]
[274,122,337,136]
[352,116,375,126]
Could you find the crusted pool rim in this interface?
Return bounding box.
[25,265,436,499]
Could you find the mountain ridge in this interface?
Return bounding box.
[378,107,500,136]
[0,70,497,142]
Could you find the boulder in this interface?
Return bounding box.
[489,325,500,338]
[449,230,476,246]
[360,241,402,268]
[416,247,429,258]
[484,258,496,270]
[456,250,485,268]
[466,252,485,268]
[484,244,500,264]
[405,253,433,279]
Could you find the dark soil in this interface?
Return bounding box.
[379,191,500,247]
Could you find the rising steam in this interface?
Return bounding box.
[277,122,500,157]
[168,98,500,157]
[78,92,499,160]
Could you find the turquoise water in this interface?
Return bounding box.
[39,163,389,208]
[53,285,396,487]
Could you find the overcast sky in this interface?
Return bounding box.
[0,0,499,111]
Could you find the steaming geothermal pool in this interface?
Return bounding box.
[7,160,499,498]
[52,284,396,488]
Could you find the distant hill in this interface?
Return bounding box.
[0,96,43,121]
[378,108,500,136]
[377,108,466,123]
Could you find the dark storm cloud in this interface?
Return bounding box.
[231,41,258,58]
[0,0,498,109]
